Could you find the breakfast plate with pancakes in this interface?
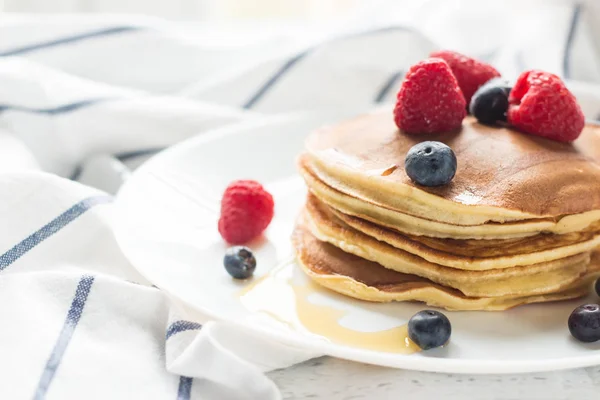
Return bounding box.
[114,106,600,373]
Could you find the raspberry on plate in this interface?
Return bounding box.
[394,58,466,134]
[430,50,501,105]
[507,70,585,142]
[218,180,274,244]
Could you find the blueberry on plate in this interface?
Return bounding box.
[224,246,256,279]
[405,141,457,187]
[469,77,512,125]
[408,310,452,350]
[568,304,600,343]
[595,278,600,297]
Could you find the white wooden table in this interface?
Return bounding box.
[269,357,600,399]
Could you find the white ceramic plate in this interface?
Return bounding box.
[114,113,600,374]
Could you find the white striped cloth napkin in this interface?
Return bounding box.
[1,1,600,398]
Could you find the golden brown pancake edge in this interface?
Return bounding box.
[291,217,600,311]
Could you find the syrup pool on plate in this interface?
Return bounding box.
[238,258,420,354]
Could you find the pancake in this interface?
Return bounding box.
[292,219,600,311]
[325,199,600,270]
[304,200,592,297]
[300,162,595,239]
[304,110,600,225]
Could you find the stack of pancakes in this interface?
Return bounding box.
[292,109,600,310]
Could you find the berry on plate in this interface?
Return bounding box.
[596,278,600,297]
[218,179,274,244]
[469,78,512,125]
[430,50,501,105]
[224,246,257,279]
[394,58,466,134]
[408,310,452,350]
[568,304,600,343]
[507,70,585,142]
[405,141,457,187]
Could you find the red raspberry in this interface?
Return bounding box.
[394,58,466,134]
[507,70,584,142]
[430,50,501,105]
[218,180,274,244]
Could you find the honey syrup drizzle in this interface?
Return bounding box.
[239,258,420,353]
[380,164,398,176]
[365,164,399,177]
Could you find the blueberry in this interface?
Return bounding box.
[469,77,512,124]
[404,141,457,187]
[224,246,256,279]
[408,310,452,350]
[568,304,600,343]
[595,278,600,297]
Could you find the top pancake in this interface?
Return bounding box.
[305,109,600,225]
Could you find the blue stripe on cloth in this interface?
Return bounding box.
[177,376,193,400]
[0,26,141,57]
[563,3,582,79]
[374,70,404,103]
[115,147,164,162]
[0,195,112,271]
[0,98,111,116]
[243,50,309,109]
[33,275,95,400]
[69,166,84,182]
[69,147,162,181]
[166,320,202,340]
[242,25,415,109]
